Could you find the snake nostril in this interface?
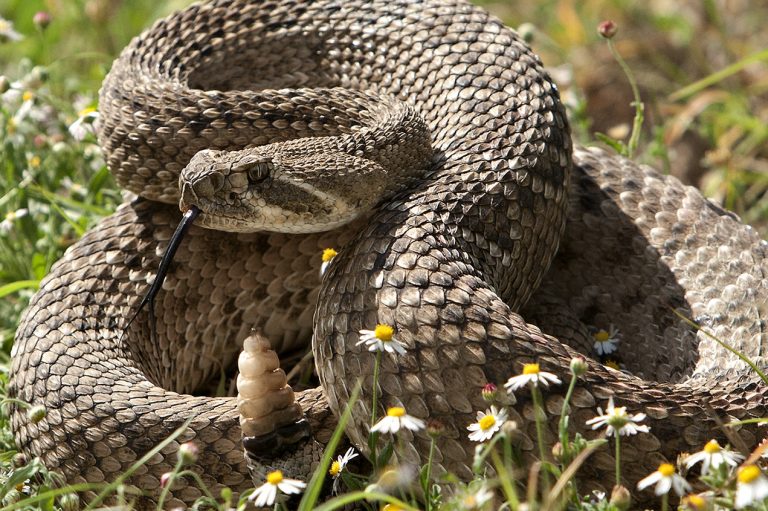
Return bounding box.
[181,182,197,205]
[192,171,225,198]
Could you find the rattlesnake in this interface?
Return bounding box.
[9,0,768,508]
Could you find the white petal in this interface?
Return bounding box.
[278,479,306,494]
[251,484,277,507]
[655,477,672,496]
[637,471,661,491]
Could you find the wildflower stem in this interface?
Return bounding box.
[370,351,381,429]
[175,470,215,500]
[530,384,551,492]
[423,436,436,511]
[606,39,644,158]
[673,310,768,386]
[157,457,184,510]
[557,374,578,462]
[614,435,621,487]
[491,449,520,508]
[369,351,382,467]
[661,492,668,511]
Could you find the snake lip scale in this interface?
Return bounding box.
[9,0,768,508]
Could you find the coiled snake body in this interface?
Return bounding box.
[9,0,768,507]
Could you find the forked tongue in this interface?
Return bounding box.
[121,206,200,337]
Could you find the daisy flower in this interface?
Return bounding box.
[592,325,620,356]
[68,107,99,141]
[248,470,306,507]
[681,493,709,510]
[585,397,650,436]
[357,323,406,355]
[637,463,691,496]
[735,464,768,509]
[504,363,561,392]
[1,208,28,233]
[371,406,425,434]
[320,247,337,277]
[457,484,494,509]
[0,17,22,42]
[467,406,508,442]
[329,447,358,493]
[684,439,744,475]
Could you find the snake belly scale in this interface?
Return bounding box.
[9,0,768,508]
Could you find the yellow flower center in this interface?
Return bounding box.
[703,439,721,454]
[594,330,610,342]
[522,363,540,375]
[658,463,675,477]
[22,91,33,102]
[739,464,761,484]
[79,106,97,117]
[266,470,284,485]
[478,414,496,431]
[462,495,478,507]
[329,460,341,477]
[321,248,337,262]
[374,324,394,342]
[386,406,406,417]
[683,494,706,510]
[29,155,40,168]
[605,360,621,370]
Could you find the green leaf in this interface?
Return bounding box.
[0,280,39,299]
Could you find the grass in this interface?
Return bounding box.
[0,0,767,509]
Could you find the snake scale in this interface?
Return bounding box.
[9,0,768,508]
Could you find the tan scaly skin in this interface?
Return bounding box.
[9,0,768,508]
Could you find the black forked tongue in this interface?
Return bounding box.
[121,206,201,339]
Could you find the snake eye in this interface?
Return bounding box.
[234,159,273,184]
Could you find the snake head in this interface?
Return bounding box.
[179,143,391,233]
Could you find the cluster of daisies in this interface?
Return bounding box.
[238,284,768,510]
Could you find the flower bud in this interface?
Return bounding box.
[27,405,46,423]
[609,484,631,511]
[551,441,564,462]
[426,419,444,438]
[570,357,588,376]
[160,472,172,488]
[598,20,618,39]
[33,12,52,30]
[12,452,26,467]
[517,23,536,43]
[0,76,10,93]
[179,441,199,465]
[58,493,79,511]
[481,383,498,402]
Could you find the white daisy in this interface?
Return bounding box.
[371,406,425,434]
[1,208,28,233]
[592,325,621,356]
[457,484,494,509]
[637,463,691,496]
[68,107,99,141]
[735,465,768,509]
[681,493,709,510]
[329,447,358,493]
[467,406,508,442]
[357,323,406,355]
[504,363,561,392]
[585,397,650,437]
[684,439,744,475]
[248,470,306,507]
[0,17,22,42]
